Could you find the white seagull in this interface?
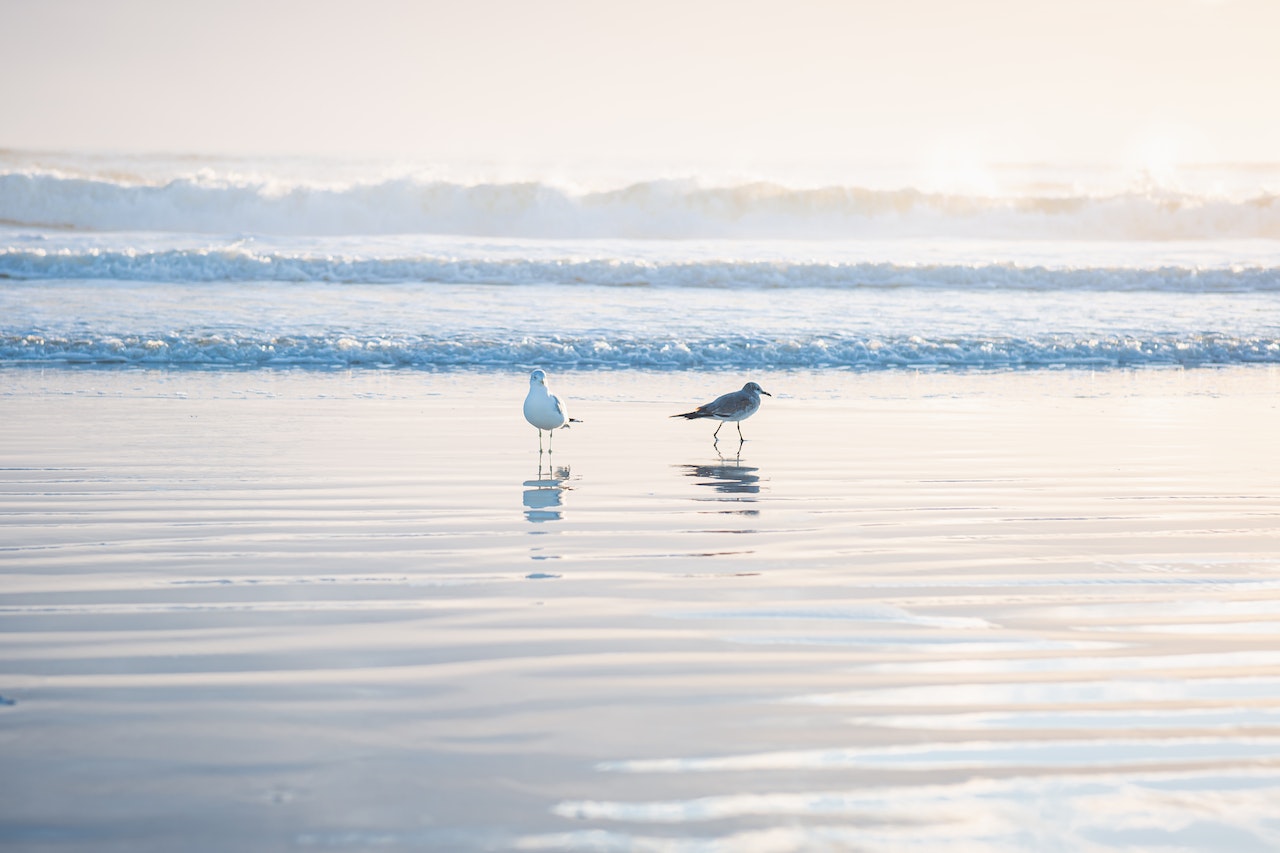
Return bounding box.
[523,369,579,453]
[672,381,772,442]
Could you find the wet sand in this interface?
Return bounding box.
[3,366,1280,851]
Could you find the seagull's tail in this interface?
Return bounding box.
[671,410,708,420]
[569,418,583,423]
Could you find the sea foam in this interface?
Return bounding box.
[2,247,1277,291]
[3,155,1279,374]
[4,329,1277,370]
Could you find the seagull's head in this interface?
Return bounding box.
[744,381,771,396]
[530,369,548,386]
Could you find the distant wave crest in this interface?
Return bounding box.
[3,170,1280,239]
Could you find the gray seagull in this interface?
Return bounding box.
[672,381,772,442]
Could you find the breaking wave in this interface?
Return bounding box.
[4,169,1280,240]
[2,247,1277,291]
[4,330,1277,370]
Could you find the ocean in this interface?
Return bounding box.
[5,150,1280,851]
[2,150,1278,373]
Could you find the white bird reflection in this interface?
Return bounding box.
[523,462,572,523]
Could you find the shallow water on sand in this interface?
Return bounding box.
[2,367,1280,851]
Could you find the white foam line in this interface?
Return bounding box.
[862,649,1280,675]
[788,676,1280,707]
[850,707,1280,731]
[596,737,1280,774]
[661,604,994,629]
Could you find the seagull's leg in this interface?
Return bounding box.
[713,422,723,440]
[538,430,544,454]
[548,430,554,454]
[737,422,745,442]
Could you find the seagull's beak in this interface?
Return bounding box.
[761,390,772,396]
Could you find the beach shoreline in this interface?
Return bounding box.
[3,365,1279,850]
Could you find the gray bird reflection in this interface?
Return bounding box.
[523,462,572,523]
[678,455,762,517]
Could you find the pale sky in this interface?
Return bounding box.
[2,0,1277,174]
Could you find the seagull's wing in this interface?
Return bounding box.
[701,390,753,418]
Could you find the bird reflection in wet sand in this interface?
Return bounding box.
[523,462,572,523]
[679,452,762,518]
[679,453,762,536]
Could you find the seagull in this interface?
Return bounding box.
[672,381,771,442]
[523,369,579,453]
